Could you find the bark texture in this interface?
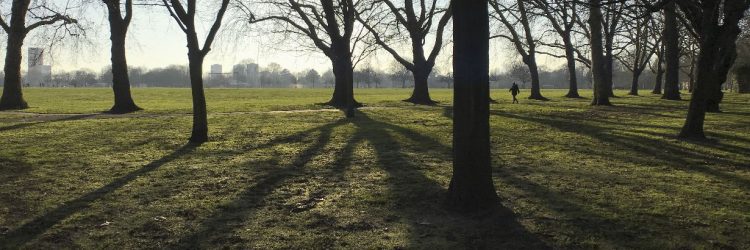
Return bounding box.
[447,0,498,212]
[677,0,749,139]
[589,0,611,106]
[106,0,141,113]
[662,1,681,100]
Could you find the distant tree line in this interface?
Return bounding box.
[8,59,706,91]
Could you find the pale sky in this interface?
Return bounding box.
[4,2,567,75]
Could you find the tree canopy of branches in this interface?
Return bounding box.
[239,0,373,109]
[531,0,583,98]
[490,0,547,100]
[0,0,81,110]
[675,0,750,139]
[614,2,658,96]
[162,0,231,143]
[355,0,452,105]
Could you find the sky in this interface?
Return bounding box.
[6,2,567,75]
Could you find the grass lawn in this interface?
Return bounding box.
[0,88,748,248]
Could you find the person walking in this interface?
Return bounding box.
[509,82,520,104]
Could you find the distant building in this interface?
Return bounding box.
[27,48,51,86]
[246,63,259,87]
[210,64,222,74]
[28,47,44,68]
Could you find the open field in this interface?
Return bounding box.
[0,88,749,248]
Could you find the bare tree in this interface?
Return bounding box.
[661,0,681,100]
[303,69,319,88]
[447,0,497,212]
[509,60,530,87]
[615,4,657,96]
[601,1,626,97]
[104,0,141,113]
[676,0,750,139]
[649,41,664,94]
[162,0,231,143]
[389,60,411,88]
[490,0,547,100]
[355,0,451,105]
[531,0,582,98]
[589,0,611,105]
[0,0,80,110]
[238,0,372,109]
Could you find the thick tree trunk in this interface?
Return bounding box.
[188,53,208,143]
[108,24,141,114]
[405,64,435,105]
[662,1,681,100]
[327,56,358,108]
[0,33,28,110]
[678,0,747,126]
[563,38,580,98]
[0,0,30,110]
[628,69,642,95]
[739,72,750,93]
[326,41,359,108]
[405,35,436,105]
[679,47,714,139]
[589,0,611,106]
[652,56,664,94]
[447,0,497,212]
[604,54,615,97]
[526,56,547,100]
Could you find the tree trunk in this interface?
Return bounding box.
[188,53,208,143]
[108,22,141,114]
[679,46,714,139]
[563,36,580,98]
[652,55,664,94]
[589,0,611,106]
[679,0,747,120]
[328,57,358,108]
[405,64,435,105]
[662,1,681,100]
[525,56,546,100]
[739,72,750,93]
[326,41,359,108]
[628,69,642,95]
[0,32,28,110]
[447,0,497,212]
[604,54,615,97]
[405,34,436,105]
[0,0,30,110]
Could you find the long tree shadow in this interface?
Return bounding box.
[530,111,750,156]
[0,114,98,132]
[352,112,549,248]
[174,119,350,247]
[490,165,712,248]
[0,143,200,248]
[491,111,750,187]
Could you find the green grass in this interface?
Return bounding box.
[0,88,748,248]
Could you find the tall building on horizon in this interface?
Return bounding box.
[27,47,51,86]
[210,64,222,75]
[28,47,44,69]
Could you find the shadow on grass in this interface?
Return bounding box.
[0,114,98,132]
[523,111,750,157]
[353,112,549,248]
[174,111,548,248]
[0,143,200,248]
[491,111,750,188]
[175,119,350,247]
